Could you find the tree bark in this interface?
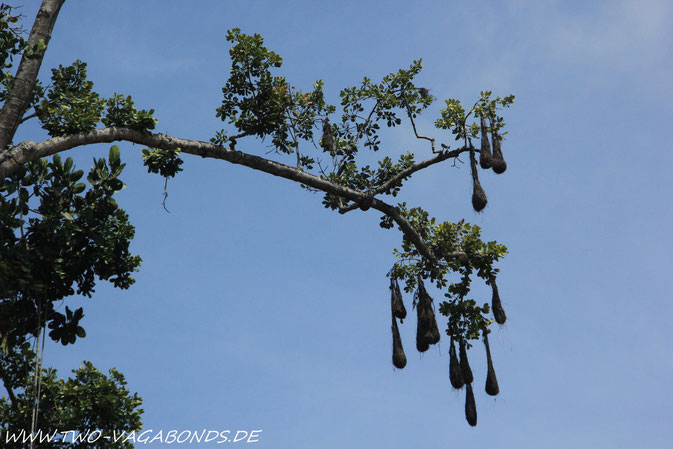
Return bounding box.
[0,0,65,151]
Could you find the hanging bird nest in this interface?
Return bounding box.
[479,115,493,169]
[391,315,407,369]
[390,277,407,321]
[320,118,334,152]
[489,116,507,174]
[465,383,477,426]
[470,149,487,212]
[483,329,499,396]
[459,337,474,384]
[415,278,440,352]
[489,275,507,325]
[449,337,465,389]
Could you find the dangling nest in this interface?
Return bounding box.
[449,337,465,389]
[489,116,507,174]
[416,330,430,352]
[459,338,474,384]
[465,383,477,426]
[479,115,493,169]
[390,277,407,321]
[470,150,487,212]
[358,194,373,211]
[483,330,499,396]
[415,278,440,352]
[490,275,507,325]
[392,315,407,369]
[415,299,431,352]
[320,118,334,152]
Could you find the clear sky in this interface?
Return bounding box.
[13,0,673,447]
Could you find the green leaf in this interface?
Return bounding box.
[109,145,121,165]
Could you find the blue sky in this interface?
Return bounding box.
[12,0,673,447]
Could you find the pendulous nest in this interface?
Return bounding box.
[449,337,465,389]
[479,115,493,169]
[470,149,487,212]
[415,278,440,352]
[483,330,499,396]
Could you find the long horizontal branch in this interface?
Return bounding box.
[1,127,438,261]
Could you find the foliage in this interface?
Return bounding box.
[37,61,105,137]
[389,213,507,343]
[36,62,159,137]
[435,91,515,142]
[0,347,143,449]
[101,94,157,132]
[0,5,24,73]
[0,4,44,110]
[140,147,183,178]
[0,146,141,351]
[215,28,334,157]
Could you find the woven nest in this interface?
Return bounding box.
[391,315,407,369]
[479,115,493,169]
[470,150,487,212]
[489,117,507,174]
[415,279,440,352]
[490,276,507,325]
[484,330,499,396]
[459,338,474,385]
[465,383,477,427]
[390,277,407,321]
[449,337,465,389]
[472,182,487,212]
[320,119,334,152]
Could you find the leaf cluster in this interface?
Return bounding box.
[0,5,24,73]
[47,305,85,345]
[321,152,415,210]
[336,59,429,154]
[102,94,157,131]
[0,348,143,449]
[216,29,333,155]
[313,61,437,208]
[37,61,105,137]
[34,61,157,137]
[0,6,46,108]
[0,147,141,350]
[435,91,515,143]
[140,147,183,178]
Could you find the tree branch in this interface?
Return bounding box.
[337,146,471,214]
[0,367,17,409]
[401,96,439,154]
[1,127,438,261]
[0,0,65,151]
[371,199,437,261]
[19,111,39,124]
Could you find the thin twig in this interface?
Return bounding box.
[402,96,438,153]
[337,146,470,214]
